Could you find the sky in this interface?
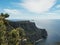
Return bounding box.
[0,0,60,20]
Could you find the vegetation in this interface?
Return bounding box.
[0,13,33,45]
[0,13,9,18]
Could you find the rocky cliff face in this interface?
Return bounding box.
[8,20,47,43]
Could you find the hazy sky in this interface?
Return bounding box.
[0,0,60,20]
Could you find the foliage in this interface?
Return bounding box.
[0,13,9,18]
[0,17,7,45]
[0,13,33,45]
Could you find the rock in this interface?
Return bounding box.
[8,20,48,43]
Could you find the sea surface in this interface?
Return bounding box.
[10,19,60,45]
[34,19,60,45]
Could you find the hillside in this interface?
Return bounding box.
[0,13,47,45]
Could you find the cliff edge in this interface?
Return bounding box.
[8,20,48,43]
[0,13,47,45]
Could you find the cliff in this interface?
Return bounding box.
[0,13,47,45]
[8,20,48,43]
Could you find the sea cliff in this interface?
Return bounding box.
[8,20,48,43]
[0,13,47,45]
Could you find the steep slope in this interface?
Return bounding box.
[0,16,33,45]
[8,20,48,43]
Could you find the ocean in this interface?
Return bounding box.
[10,19,60,45]
[34,19,60,45]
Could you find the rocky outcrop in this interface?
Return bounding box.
[8,20,47,43]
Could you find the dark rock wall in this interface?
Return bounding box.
[8,21,47,43]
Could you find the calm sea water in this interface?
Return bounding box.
[10,19,60,45]
[34,19,60,45]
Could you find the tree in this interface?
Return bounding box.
[16,27,33,45]
[0,18,7,45]
[16,27,26,45]
[7,29,20,45]
[0,13,33,45]
[16,27,26,37]
[4,13,9,18]
[0,13,9,18]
